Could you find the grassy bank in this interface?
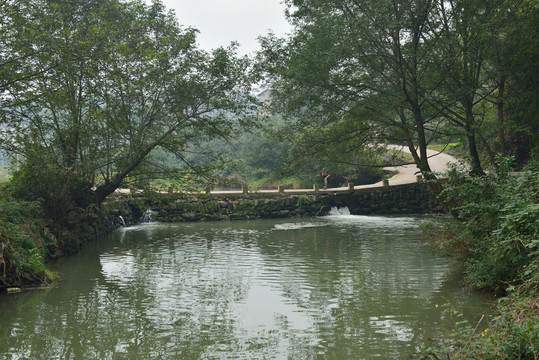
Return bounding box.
[421,162,539,359]
[0,181,116,291]
[421,220,538,359]
[0,193,56,290]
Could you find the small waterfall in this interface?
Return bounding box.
[118,215,126,227]
[327,206,351,216]
[140,208,157,223]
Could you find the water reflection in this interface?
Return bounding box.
[0,215,493,359]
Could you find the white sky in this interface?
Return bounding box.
[161,0,291,55]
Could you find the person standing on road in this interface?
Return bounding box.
[322,168,330,189]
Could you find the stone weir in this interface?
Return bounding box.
[106,182,444,225]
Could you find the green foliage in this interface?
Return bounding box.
[6,149,62,201]
[419,220,475,258]
[1,0,254,216]
[63,237,80,256]
[495,154,517,174]
[0,198,43,223]
[501,318,539,360]
[425,294,539,359]
[441,165,539,293]
[0,199,52,288]
[501,1,539,162]
[15,248,47,277]
[296,195,310,210]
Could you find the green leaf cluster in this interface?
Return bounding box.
[1,0,255,217]
[442,163,539,293]
[258,0,539,194]
[425,295,538,359]
[0,197,53,289]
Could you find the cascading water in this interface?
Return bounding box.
[118,215,126,227]
[325,206,422,229]
[140,208,157,223]
[327,206,351,216]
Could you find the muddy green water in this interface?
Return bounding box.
[0,212,493,359]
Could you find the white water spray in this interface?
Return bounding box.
[140,208,157,223]
[327,207,351,216]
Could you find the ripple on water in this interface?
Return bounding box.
[0,218,493,360]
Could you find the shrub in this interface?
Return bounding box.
[0,198,53,288]
[426,294,539,359]
[441,165,539,293]
[424,161,539,358]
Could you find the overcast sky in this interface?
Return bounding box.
[160,0,291,55]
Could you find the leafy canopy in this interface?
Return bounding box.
[0,0,255,210]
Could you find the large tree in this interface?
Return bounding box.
[0,0,253,216]
[0,0,46,95]
[258,0,537,193]
[491,0,539,166]
[259,0,453,196]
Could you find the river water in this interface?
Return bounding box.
[0,210,492,359]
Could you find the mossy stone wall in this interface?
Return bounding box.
[108,182,443,225]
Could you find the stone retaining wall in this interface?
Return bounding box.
[107,182,443,225]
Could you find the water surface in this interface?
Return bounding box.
[0,211,492,359]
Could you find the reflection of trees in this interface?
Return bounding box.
[0,224,246,358]
[256,223,469,357]
[0,220,490,359]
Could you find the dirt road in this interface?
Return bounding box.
[336,145,461,191]
[116,145,461,195]
[373,145,460,186]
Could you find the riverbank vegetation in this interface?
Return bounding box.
[1,0,538,357]
[420,162,539,358]
[0,188,55,289]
